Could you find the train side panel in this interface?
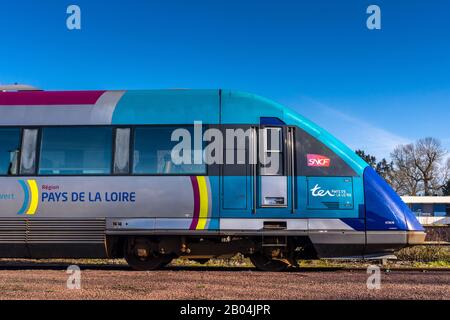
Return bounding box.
[0,89,425,264]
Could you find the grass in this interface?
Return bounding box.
[1,246,449,270]
[396,245,450,263]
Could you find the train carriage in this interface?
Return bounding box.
[0,87,425,271]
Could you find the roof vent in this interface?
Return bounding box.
[0,84,42,92]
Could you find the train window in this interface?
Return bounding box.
[20,129,38,175]
[260,127,284,176]
[0,128,21,175]
[295,128,357,176]
[39,127,113,175]
[133,126,206,175]
[114,128,131,174]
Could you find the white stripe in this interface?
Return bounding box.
[0,91,125,125]
[219,218,353,231]
[0,105,96,125]
[90,91,125,124]
[308,219,354,230]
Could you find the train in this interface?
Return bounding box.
[0,86,425,271]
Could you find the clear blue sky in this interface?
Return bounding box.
[1,0,449,159]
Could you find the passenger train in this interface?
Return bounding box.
[0,86,425,271]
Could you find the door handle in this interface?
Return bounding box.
[289,127,296,213]
[251,127,257,214]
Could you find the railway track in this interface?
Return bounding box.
[0,267,448,300]
[0,262,448,272]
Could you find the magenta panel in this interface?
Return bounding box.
[0,91,106,106]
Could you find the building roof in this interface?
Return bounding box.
[401,196,450,204]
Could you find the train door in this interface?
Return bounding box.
[255,125,293,217]
[220,125,294,223]
[219,126,254,219]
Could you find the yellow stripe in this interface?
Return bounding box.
[26,180,39,215]
[196,176,209,230]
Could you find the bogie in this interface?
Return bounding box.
[119,236,310,271]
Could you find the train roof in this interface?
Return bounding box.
[0,89,286,125]
[0,89,368,173]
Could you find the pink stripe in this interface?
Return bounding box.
[0,91,106,106]
[189,176,200,230]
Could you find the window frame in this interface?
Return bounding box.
[112,127,131,175]
[20,128,39,176]
[258,125,286,177]
[37,125,115,176]
[0,124,360,179]
[130,124,208,176]
[0,126,23,177]
[0,124,209,177]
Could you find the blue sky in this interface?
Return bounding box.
[1,0,449,159]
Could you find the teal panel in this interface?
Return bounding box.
[112,89,367,175]
[307,177,354,210]
[207,176,220,230]
[112,90,220,125]
[284,109,368,175]
[222,176,248,210]
[296,176,364,218]
[221,90,285,124]
[221,90,367,175]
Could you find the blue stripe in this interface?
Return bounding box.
[260,117,286,125]
[17,180,29,215]
[340,218,366,231]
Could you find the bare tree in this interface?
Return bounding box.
[443,158,450,195]
[390,144,422,195]
[443,178,450,196]
[391,137,449,196]
[416,138,448,195]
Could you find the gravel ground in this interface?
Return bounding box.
[0,264,448,300]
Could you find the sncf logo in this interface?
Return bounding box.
[307,154,331,167]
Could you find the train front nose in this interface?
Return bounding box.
[363,167,426,247]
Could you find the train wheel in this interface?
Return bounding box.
[250,253,290,272]
[124,240,173,271]
[125,250,172,271]
[159,255,174,268]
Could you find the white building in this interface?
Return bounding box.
[401,196,450,225]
